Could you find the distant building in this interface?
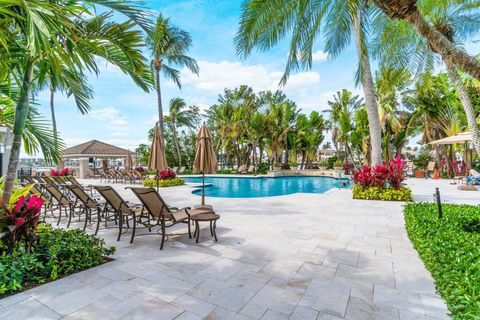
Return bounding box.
[317,149,336,161]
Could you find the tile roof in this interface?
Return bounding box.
[62,140,134,157]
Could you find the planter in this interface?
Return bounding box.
[413,169,426,178]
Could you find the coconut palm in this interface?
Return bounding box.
[164,98,200,167]
[295,112,326,169]
[324,90,363,160]
[0,0,153,202]
[235,0,384,165]
[147,14,199,147]
[371,0,480,80]
[372,0,480,154]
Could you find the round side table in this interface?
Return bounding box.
[191,212,220,243]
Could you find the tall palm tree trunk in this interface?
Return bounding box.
[353,13,383,166]
[3,59,34,203]
[372,1,480,80]
[171,124,182,167]
[154,66,165,146]
[445,62,480,155]
[50,83,58,150]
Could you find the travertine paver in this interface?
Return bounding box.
[1,178,461,319]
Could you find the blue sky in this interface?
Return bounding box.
[31,0,479,158]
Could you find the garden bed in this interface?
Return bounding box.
[143,178,185,187]
[404,203,480,318]
[0,226,115,298]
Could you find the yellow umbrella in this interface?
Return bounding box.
[148,125,168,190]
[193,124,217,205]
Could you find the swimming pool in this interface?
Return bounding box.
[184,176,345,198]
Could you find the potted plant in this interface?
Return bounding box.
[412,153,433,178]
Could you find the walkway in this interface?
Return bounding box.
[0,178,452,320]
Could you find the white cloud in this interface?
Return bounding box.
[110,132,129,137]
[180,60,320,95]
[312,50,329,62]
[89,107,128,127]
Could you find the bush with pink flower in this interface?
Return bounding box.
[159,169,176,180]
[50,168,70,177]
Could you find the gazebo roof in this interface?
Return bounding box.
[62,140,134,158]
[429,132,472,145]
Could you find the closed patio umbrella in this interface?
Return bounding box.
[193,124,217,205]
[148,125,168,191]
[125,153,133,170]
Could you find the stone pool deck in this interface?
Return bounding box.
[1,178,469,320]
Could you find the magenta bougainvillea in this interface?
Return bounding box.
[353,156,405,190]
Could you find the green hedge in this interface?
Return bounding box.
[0,226,115,296]
[352,185,413,201]
[143,178,185,188]
[404,203,480,318]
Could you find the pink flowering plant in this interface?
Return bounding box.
[0,194,44,252]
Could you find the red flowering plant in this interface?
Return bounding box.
[353,164,373,187]
[50,168,70,176]
[158,169,176,180]
[343,162,354,175]
[0,194,44,252]
[372,164,389,188]
[387,156,405,190]
[135,166,145,172]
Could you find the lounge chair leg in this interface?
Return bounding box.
[130,215,136,244]
[188,218,192,238]
[210,220,213,236]
[57,207,62,226]
[117,214,123,241]
[213,220,218,242]
[160,221,166,250]
[67,206,73,228]
[95,208,101,235]
[83,208,89,231]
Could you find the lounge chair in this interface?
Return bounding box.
[93,185,144,243]
[246,165,254,174]
[236,165,245,174]
[426,161,436,177]
[178,166,186,175]
[128,187,214,250]
[467,169,480,184]
[67,185,105,234]
[43,183,77,227]
[171,167,178,173]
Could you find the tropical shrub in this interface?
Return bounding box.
[216,169,235,174]
[327,156,337,169]
[256,162,269,174]
[413,152,433,170]
[404,203,480,318]
[49,168,70,176]
[353,186,412,201]
[343,162,353,175]
[159,169,176,180]
[135,166,146,173]
[143,178,185,188]
[182,169,193,175]
[0,195,43,252]
[0,225,115,296]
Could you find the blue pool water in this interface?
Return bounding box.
[184,176,345,198]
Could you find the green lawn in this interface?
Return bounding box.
[404,203,480,319]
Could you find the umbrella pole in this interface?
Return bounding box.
[156,169,159,192]
[202,173,205,205]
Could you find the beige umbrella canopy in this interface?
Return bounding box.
[193,124,217,205]
[148,125,168,190]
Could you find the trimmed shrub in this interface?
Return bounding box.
[0,225,114,296]
[143,178,185,188]
[404,203,480,318]
[353,185,412,201]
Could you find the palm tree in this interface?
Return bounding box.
[295,112,326,169]
[147,14,199,148]
[235,0,384,165]
[324,90,363,160]
[0,1,153,203]
[373,1,480,154]
[371,0,480,80]
[164,98,200,167]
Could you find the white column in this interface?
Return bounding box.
[78,158,89,179]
